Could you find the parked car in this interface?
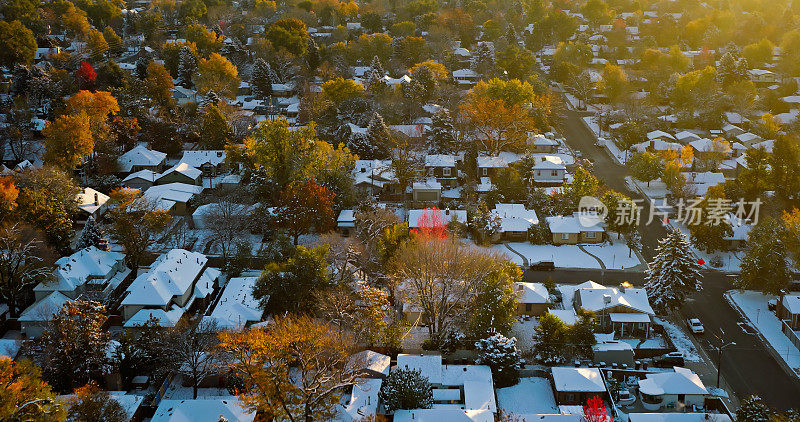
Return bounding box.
[654,352,685,368]
[529,261,555,271]
[687,318,705,334]
[617,388,636,406]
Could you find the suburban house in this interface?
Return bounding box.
[348,350,391,379]
[336,209,356,237]
[515,282,551,316]
[572,282,655,337]
[75,187,110,220]
[33,246,130,302]
[412,179,442,202]
[532,156,568,185]
[121,250,221,328]
[779,294,800,330]
[476,154,518,179]
[551,367,608,405]
[646,130,677,142]
[122,169,159,190]
[353,159,396,196]
[340,378,383,421]
[637,367,709,411]
[452,68,480,86]
[201,276,262,331]
[151,397,255,422]
[143,183,204,215]
[180,150,227,175]
[156,162,202,185]
[424,155,458,188]
[492,203,539,241]
[18,291,73,338]
[117,145,167,173]
[529,134,560,153]
[546,212,605,245]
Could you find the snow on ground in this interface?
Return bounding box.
[510,317,540,352]
[582,240,642,270]
[497,377,558,414]
[162,375,230,400]
[627,177,669,200]
[495,243,601,269]
[671,222,743,272]
[582,116,601,137]
[653,317,703,362]
[727,290,800,376]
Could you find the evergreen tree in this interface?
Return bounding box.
[472,43,495,76]
[177,46,197,88]
[644,228,703,312]
[306,38,320,72]
[428,108,457,153]
[467,260,520,339]
[365,112,392,159]
[76,215,106,250]
[378,368,434,413]
[134,55,151,80]
[474,333,523,387]
[369,55,385,76]
[470,200,501,245]
[533,313,568,364]
[251,58,273,102]
[738,217,791,296]
[736,396,771,422]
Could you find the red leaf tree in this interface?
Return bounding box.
[416,207,448,240]
[76,61,96,89]
[583,395,608,422]
[273,179,335,245]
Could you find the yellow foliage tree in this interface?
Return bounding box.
[43,113,93,170]
[195,53,240,99]
[0,359,65,421]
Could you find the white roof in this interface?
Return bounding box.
[551,367,605,392]
[493,203,539,232]
[413,179,442,190]
[408,209,466,228]
[337,209,356,227]
[340,378,382,421]
[593,340,634,352]
[124,306,185,328]
[609,312,651,323]
[546,212,604,234]
[635,140,682,152]
[144,183,203,205]
[123,169,159,183]
[549,309,578,325]
[122,249,209,307]
[736,132,762,144]
[393,409,493,422]
[202,277,261,330]
[690,138,731,153]
[108,392,144,421]
[348,350,391,377]
[36,247,125,294]
[674,131,702,142]
[533,156,566,170]
[151,398,255,422]
[638,367,708,396]
[628,414,731,422]
[396,354,443,384]
[477,154,519,168]
[180,150,226,168]
[529,133,560,146]
[647,130,675,141]
[576,285,654,315]
[75,188,110,215]
[452,69,479,78]
[159,162,202,181]
[117,145,166,172]
[425,154,457,167]
[515,282,550,304]
[782,295,800,314]
[18,291,71,322]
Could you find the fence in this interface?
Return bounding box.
[781,319,800,351]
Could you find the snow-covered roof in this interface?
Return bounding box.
[75,188,110,215]
[393,409,493,422]
[736,132,762,144]
[337,209,356,227]
[549,309,578,325]
[124,306,185,328]
[202,276,261,330]
[122,249,209,307]
[340,378,382,421]
[396,354,443,384]
[108,392,144,421]
[159,162,202,181]
[551,367,605,392]
[646,130,676,141]
[546,212,604,234]
[492,203,539,232]
[123,169,159,183]
[348,350,391,377]
[407,209,466,228]
[477,154,520,168]
[425,154,457,167]
[144,183,203,205]
[533,156,566,170]
[413,179,442,190]
[634,140,682,152]
[782,295,800,315]
[117,145,166,173]
[452,69,479,78]
[690,138,731,153]
[609,312,651,323]
[18,291,71,322]
[575,284,654,315]
[674,131,702,143]
[529,133,560,146]
[35,247,125,294]
[638,367,708,396]
[180,150,226,168]
[593,340,634,352]
[151,398,255,422]
[628,414,731,422]
[515,282,549,304]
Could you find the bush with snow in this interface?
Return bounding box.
[475,333,523,387]
[378,368,434,413]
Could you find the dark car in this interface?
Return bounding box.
[653,352,685,368]
[529,261,556,271]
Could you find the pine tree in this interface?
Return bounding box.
[470,200,501,245]
[474,333,523,387]
[736,396,771,422]
[76,215,105,250]
[644,228,703,312]
[177,46,197,88]
[365,56,386,92]
[738,217,791,296]
[365,112,392,159]
[306,38,320,71]
[135,55,151,80]
[369,55,385,76]
[378,368,434,413]
[472,43,495,76]
[251,58,273,102]
[428,108,457,153]
[203,90,220,107]
[533,313,568,365]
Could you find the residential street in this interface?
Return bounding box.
[537,107,800,410]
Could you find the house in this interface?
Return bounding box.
[722,124,744,138]
[689,138,732,167]
[592,339,635,367]
[735,132,763,147]
[515,282,551,316]
[634,139,682,154]
[143,183,204,215]
[529,134,560,153]
[337,209,356,237]
[452,69,480,86]
[33,246,130,302]
[393,409,494,422]
[180,150,226,174]
[117,145,167,173]
[123,170,159,190]
[492,203,539,241]
[551,367,607,405]
[412,179,442,202]
[348,350,391,379]
[637,367,709,411]
[674,131,702,144]
[408,208,467,229]
[779,294,800,330]
[121,250,220,327]
[157,163,202,185]
[75,188,110,219]
[573,282,655,336]
[201,276,261,330]
[748,68,779,84]
[18,291,72,338]
[424,155,458,188]
[353,159,396,196]
[339,378,382,421]
[191,202,254,229]
[646,130,676,142]
[476,153,519,179]
[546,212,605,245]
[683,172,726,196]
[532,156,567,185]
[151,397,255,422]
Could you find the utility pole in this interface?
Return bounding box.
[715,330,736,389]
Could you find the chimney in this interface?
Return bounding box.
[94,192,99,205]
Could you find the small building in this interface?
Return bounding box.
[476,154,519,179]
[122,170,159,190]
[412,179,442,202]
[592,340,635,367]
[529,134,560,153]
[337,209,356,237]
[546,212,605,245]
[143,183,204,215]
[408,208,467,230]
[424,155,458,188]
[180,150,226,175]
[780,294,800,330]
[551,367,607,405]
[515,282,551,316]
[348,350,391,379]
[637,367,709,411]
[646,130,676,142]
[157,162,202,185]
[117,145,166,173]
[573,282,654,337]
[18,291,72,338]
[75,188,110,219]
[452,69,480,86]
[492,203,539,241]
[33,246,130,302]
[202,276,262,330]
[532,156,567,185]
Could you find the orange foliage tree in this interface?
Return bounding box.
[273,179,335,245]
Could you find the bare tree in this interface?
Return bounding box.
[171,319,221,399]
[315,232,361,284]
[0,224,55,318]
[203,197,251,261]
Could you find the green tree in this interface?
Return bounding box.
[379,369,433,412]
[474,333,523,387]
[0,20,36,67]
[184,23,222,56]
[12,167,79,253]
[496,44,535,81]
[563,167,600,207]
[195,53,240,99]
[145,61,175,110]
[688,185,733,254]
[199,104,231,149]
[736,396,772,422]
[253,245,333,314]
[645,229,703,312]
[628,151,663,187]
[466,260,520,339]
[106,188,172,268]
[533,312,568,364]
[770,135,800,206]
[0,359,65,421]
[86,29,108,63]
[266,18,309,56]
[738,217,791,296]
[598,63,628,102]
[102,27,123,55]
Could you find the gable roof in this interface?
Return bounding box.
[515,282,550,304]
[19,291,71,322]
[551,367,605,392]
[638,367,708,396]
[151,398,255,422]
[122,250,208,307]
[202,276,262,330]
[493,203,539,232]
[75,188,110,215]
[117,145,167,172]
[575,285,654,315]
[180,150,226,168]
[159,163,202,182]
[35,247,125,293]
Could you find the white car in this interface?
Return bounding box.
[687,318,705,334]
[617,388,636,406]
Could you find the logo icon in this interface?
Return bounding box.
[577,196,607,227]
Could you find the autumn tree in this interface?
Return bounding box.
[272,180,335,245]
[253,245,333,315]
[583,395,608,422]
[13,167,79,253]
[598,63,628,102]
[66,382,127,422]
[628,151,663,187]
[0,20,36,67]
[195,53,240,99]
[0,359,65,421]
[0,224,55,318]
[145,61,175,110]
[75,61,97,89]
[87,29,108,62]
[219,315,362,422]
[43,114,93,170]
[0,177,18,221]
[23,300,112,392]
[106,188,172,268]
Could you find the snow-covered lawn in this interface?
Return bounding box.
[671,222,743,272]
[497,377,558,415]
[162,375,230,400]
[653,317,703,362]
[582,240,642,270]
[510,317,540,352]
[626,176,668,200]
[727,290,800,376]
[494,243,600,269]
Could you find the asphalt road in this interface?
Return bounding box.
[547,107,800,410]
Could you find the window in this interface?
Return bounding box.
[536,170,541,176]
[561,233,570,240]
[481,168,487,176]
[585,231,596,238]
[427,168,433,176]
[443,167,451,177]
[525,303,532,312]
[552,170,559,176]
